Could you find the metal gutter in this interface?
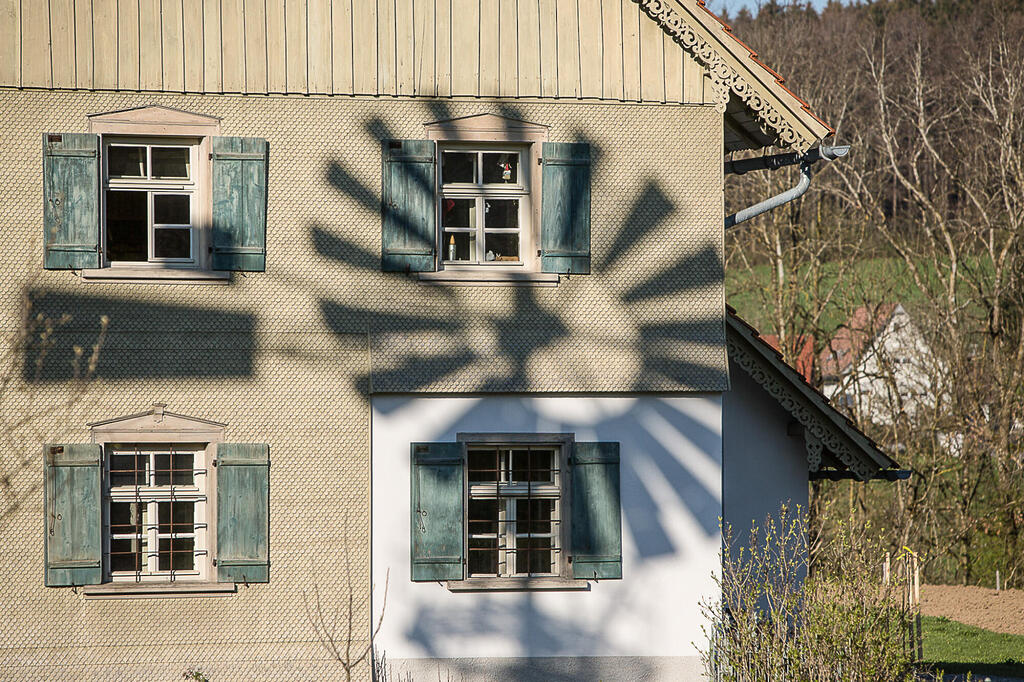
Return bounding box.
[724,144,850,230]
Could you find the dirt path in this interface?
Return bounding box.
[922,584,1024,636]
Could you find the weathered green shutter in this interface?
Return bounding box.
[212,137,268,272]
[541,142,591,274]
[216,443,270,583]
[571,441,622,579]
[410,442,464,581]
[382,140,436,273]
[43,133,100,270]
[44,443,102,586]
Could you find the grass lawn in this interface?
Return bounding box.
[921,615,1024,677]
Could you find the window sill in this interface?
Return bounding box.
[418,271,559,287]
[82,582,238,599]
[446,577,590,592]
[81,267,231,284]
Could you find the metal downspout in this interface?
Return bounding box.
[725,161,813,229]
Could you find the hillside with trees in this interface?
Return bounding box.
[722,0,1024,586]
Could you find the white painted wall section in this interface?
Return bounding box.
[722,364,809,552]
[371,395,723,661]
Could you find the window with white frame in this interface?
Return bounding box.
[103,140,198,265]
[439,148,529,266]
[466,443,562,578]
[106,443,209,581]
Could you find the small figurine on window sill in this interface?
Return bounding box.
[500,162,513,182]
[448,235,456,261]
[485,250,496,261]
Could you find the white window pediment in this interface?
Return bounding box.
[88,403,225,441]
[424,113,548,143]
[87,106,221,136]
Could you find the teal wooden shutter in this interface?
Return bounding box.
[216,443,270,583]
[43,133,100,270]
[212,137,268,272]
[44,443,102,586]
[382,140,436,273]
[410,442,464,581]
[571,441,622,579]
[541,142,591,274]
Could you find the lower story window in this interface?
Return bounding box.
[107,443,208,581]
[410,436,622,588]
[467,445,561,577]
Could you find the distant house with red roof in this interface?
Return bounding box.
[819,303,938,425]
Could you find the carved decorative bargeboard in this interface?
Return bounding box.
[728,335,875,481]
[633,0,810,152]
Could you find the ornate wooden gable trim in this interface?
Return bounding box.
[726,312,903,481]
[634,0,833,152]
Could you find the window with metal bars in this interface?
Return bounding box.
[466,445,561,578]
[106,444,208,581]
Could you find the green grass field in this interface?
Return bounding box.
[726,254,993,334]
[921,615,1024,678]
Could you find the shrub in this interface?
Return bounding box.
[699,507,924,682]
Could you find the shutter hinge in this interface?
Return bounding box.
[209,153,214,160]
[212,459,217,467]
[50,446,64,455]
[537,157,543,166]
[212,558,217,566]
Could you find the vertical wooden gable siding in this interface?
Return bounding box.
[0,0,713,103]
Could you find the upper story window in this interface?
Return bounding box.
[42,106,268,282]
[104,139,199,265]
[439,148,529,267]
[381,113,592,285]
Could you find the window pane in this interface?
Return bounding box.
[516,499,554,535]
[468,538,498,576]
[442,152,476,184]
[106,190,148,261]
[482,152,518,184]
[110,450,145,487]
[510,449,554,483]
[153,228,191,259]
[441,198,475,229]
[509,449,532,482]
[468,449,499,483]
[484,233,519,262]
[443,231,475,262]
[110,502,144,534]
[517,537,553,575]
[153,194,190,224]
[111,538,146,572]
[484,199,519,229]
[108,146,147,178]
[158,537,195,571]
[157,501,195,534]
[154,451,194,486]
[468,498,499,535]
[151,147,190,179]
